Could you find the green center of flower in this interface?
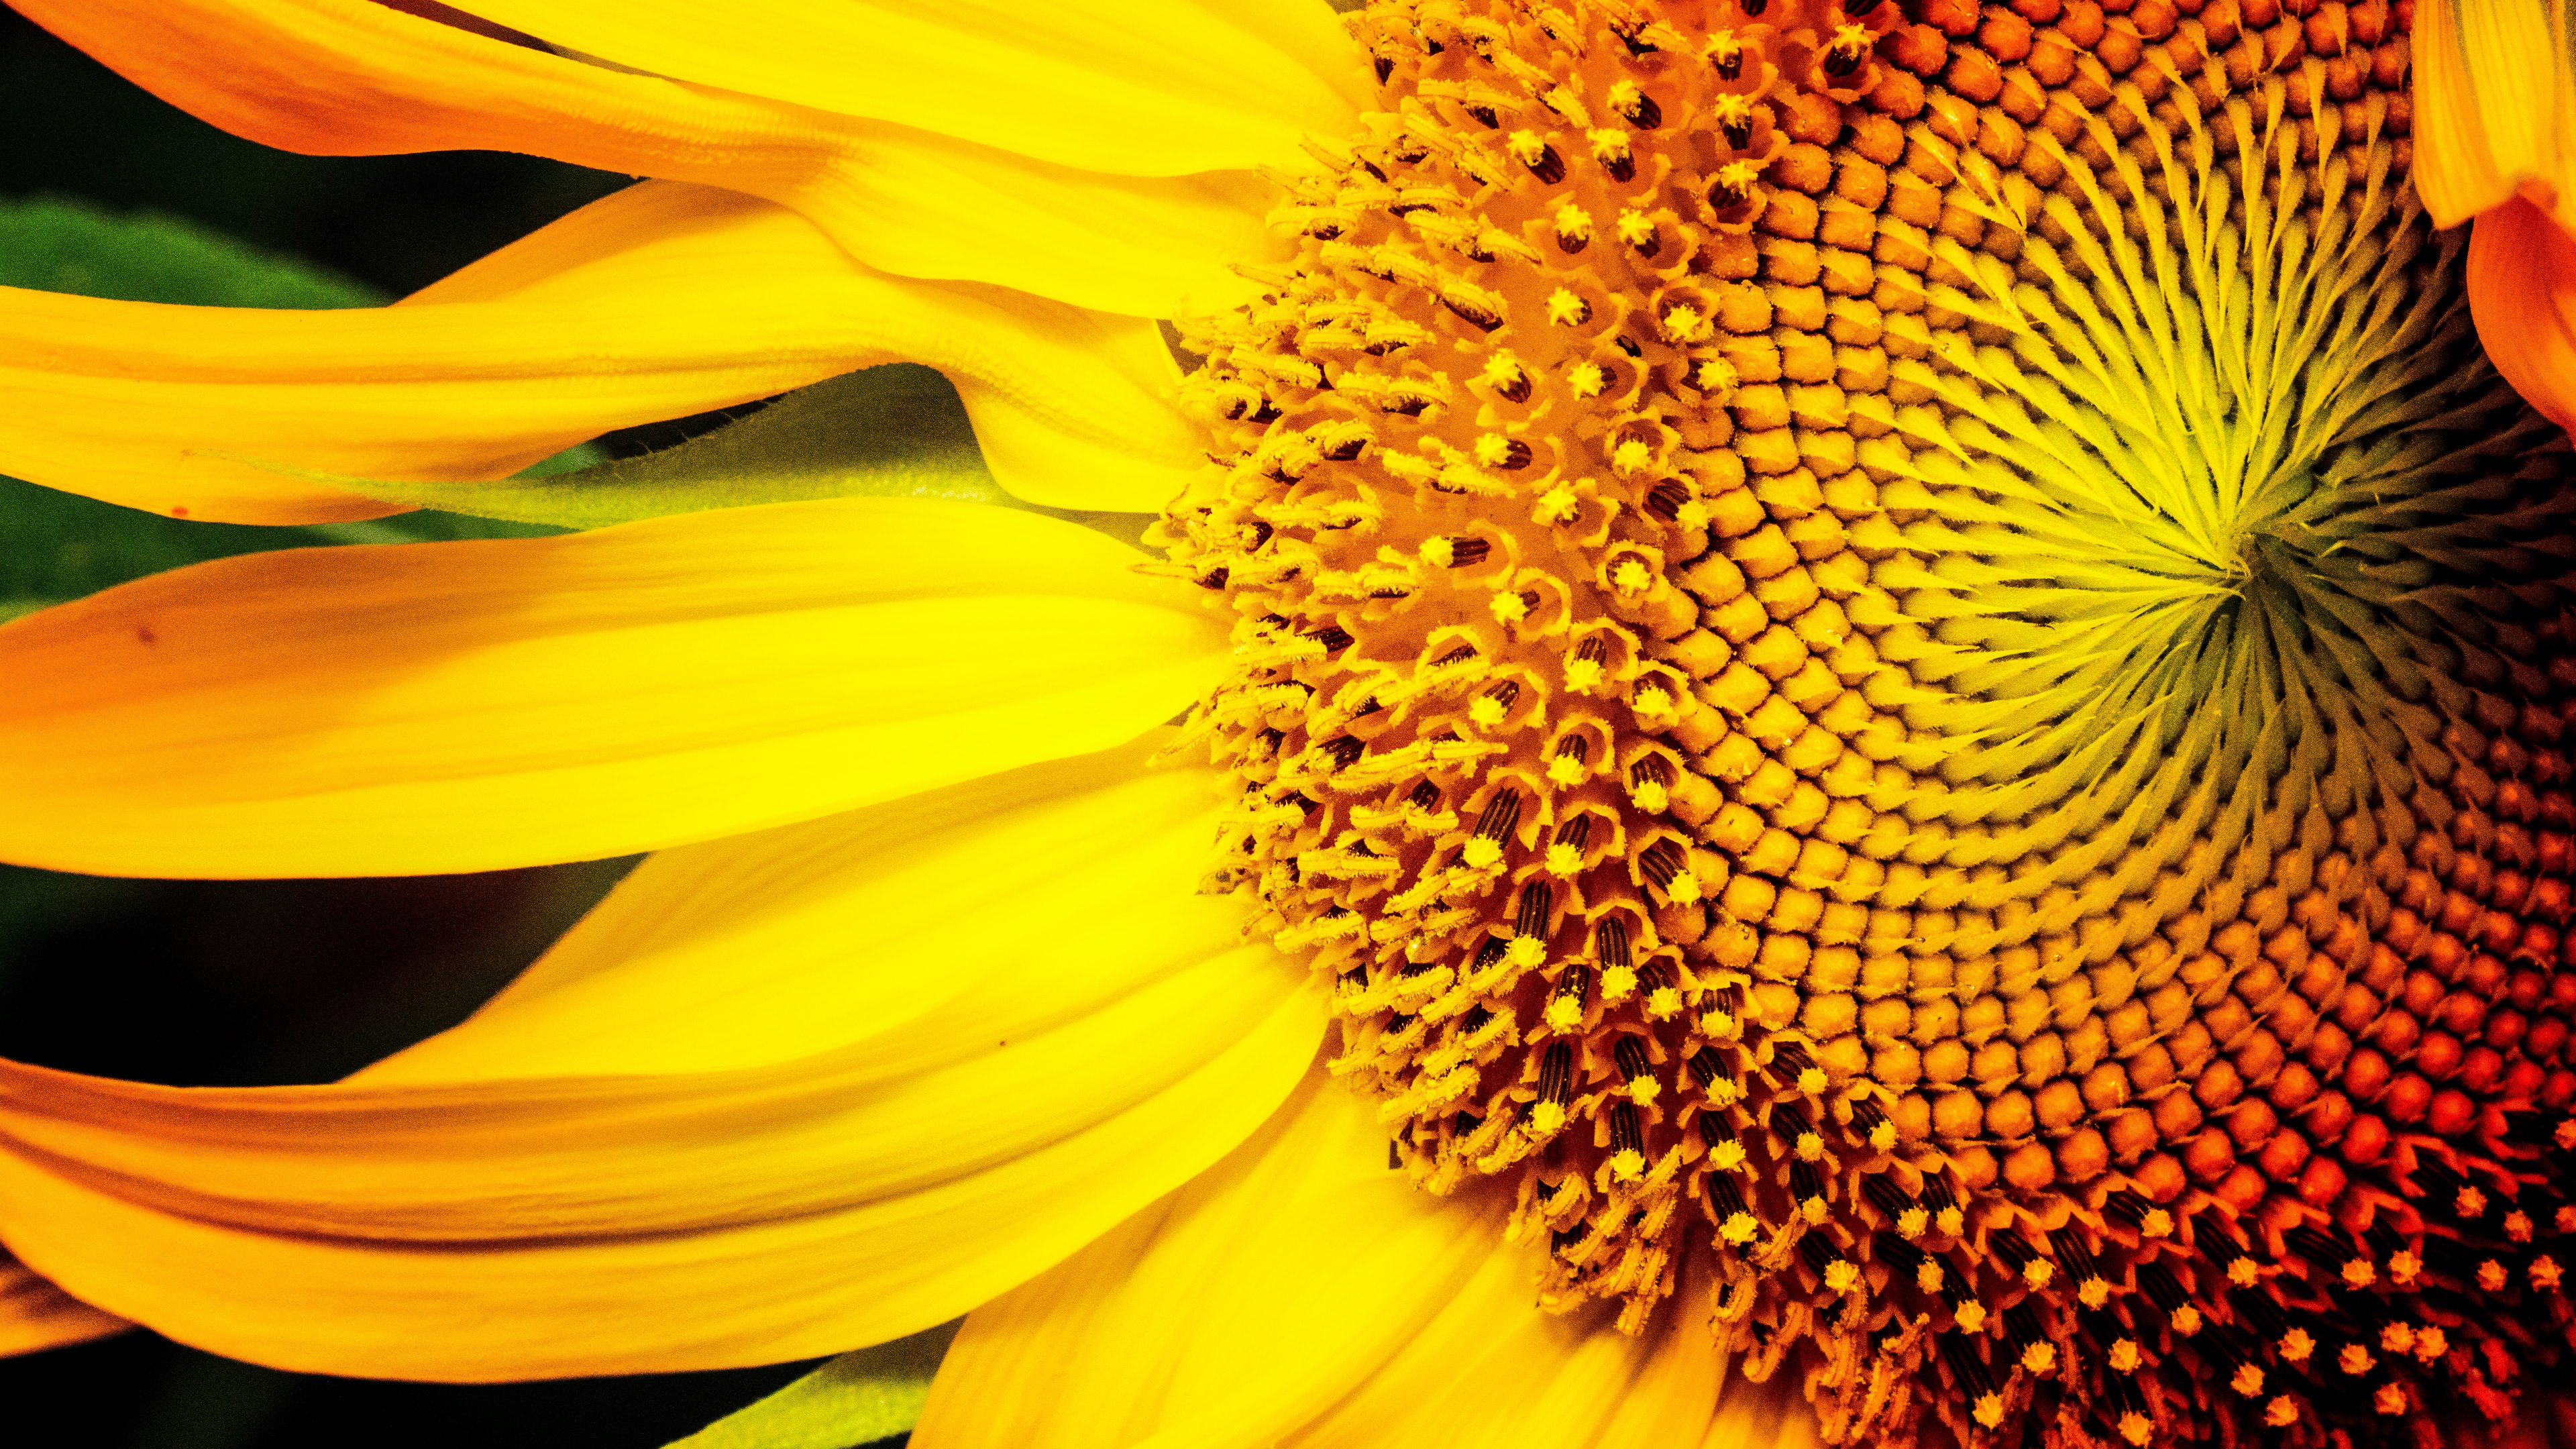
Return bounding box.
[1157,1,2576,1445]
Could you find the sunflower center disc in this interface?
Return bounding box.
[1156,1,2576,1444]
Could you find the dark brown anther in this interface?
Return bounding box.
[1647,482,1692,520]
[1610,1100,1646,1157]
[1483,678,1520,711]
[1686,1046,1723,1089]
[1475,788,1523,840]
[1540,1040,1575,1102]
[1440,535,1494,566]
[1554,812,1590,848]
[1468,105,1499,128]
[1741,0,1769,13]
[1709,172,1754,210]
[1621,91,1664,127]
[1639,839,1684,888]
[1373,54,1394,84]
[1432,643,1480,665]
[1195,566,1230,590]
[1307,625,1354,654]
[1821,25,1870,76]
[1612,21,1658,54]
[1470,936,1509,970]
[1322,735,1364,769]
[1577,636,1609,664]
[1615,1035,1653,1082]
[1598,916,1632,967]
[1846,0,1882,14]
[1517,880,1554,936]
[1407,779,1442,810]
[1525,144,1566,184]
[1442,295,1505,331]
[1554,737,1591,767]
[1492,439,1533,469]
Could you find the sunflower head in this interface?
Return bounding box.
[1158,0,2576,1444]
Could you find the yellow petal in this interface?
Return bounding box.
[15,0,1289,316]
[0,754,1326,1379]
[0,1254,127,1358]
[914,1074,1767,1449]
[2469,197,2576,434]
[0,498,1225,877]
[363,739,1231,1081]
[2413,0,2576,231]
[4,182,1199,522]
[437,0,1369,178]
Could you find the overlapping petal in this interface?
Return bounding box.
[435,0,1371,177]
[2467,197,2576,433]
[0,497,1226,877]
[3,182,1201,523]
[2413,0,2576,231]
[9,0,1318,315]
[913,1074,1780,1449]
[0,746,1324,1380]
[0,1254,126,1358]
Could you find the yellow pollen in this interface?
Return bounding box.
[2340,1344,2375,1375]
[2265,1397,2300,1429]
[2415,1328,2449,1362]
[1503,129,1547,166]
[1565,362,1606,398]
[2078,1277,2110,1309]
[2171,1306,2202,1336]
[1972,1395,2004,1431]
[2226,1258,2259,1288]
[2118,1413,2153,1446]
[2140,1209,2174,1240]
[1693,358,1738,396]
[2480,1260,2509,1292]
[1544,288,1587,327]
[1585,128,1627,165]
[2387,1251,2420,1285]
[1898,1206,1929,1240]
[1477,352,1524,391]
[1955,1301,1988,1335]
[2024,1343,2057,1375]
[2108,1341,2142,1375]
[1711,1138,1748,1172]
[1658,304,1709,344]
[2509,1212,2536,1243]
[1609,558,1650,594]
[1917,1260,1942,1293]
[1630,685,1674,721]
[2538,1257,2566,1291]
[1823,1260,1862,1295]
[1934,1206,1964,1238]
[1608,1148,1644,1181]
[1720,1213,1758,1246]
[2341,1259,2375,1289]
[1417,536,1455,568]
[1796,1067,1827,1095]
[1800,1197,1826,1225]
[1534,484,1579,524]
[1505,934,1544,969]
[2375,1386,2408,1417]
[1471,433,1516,468]
[1794,1131,1823,1162]
[1607,439,1650,475]
[1550,200,1589,244]
[1612,209,1654,248]
[2022,1258,2053,1291]
[2381,1324,2415,1354]
[2281,1329,2316,1364]
[1544,839,1581,873]
[1462,837,1502,869]
[1629,778,1668,813]
[2231,1365,2264,1398]
[1485,590,1525,625]
[2458,1187,2488,1218]
[1466,694,1506,728]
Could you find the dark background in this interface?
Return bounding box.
[0,8,836,1444]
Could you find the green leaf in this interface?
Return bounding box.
[665,1322,961,1449]
[0,195,383,308]
[0,476,564,613]
[336,364,1010,529]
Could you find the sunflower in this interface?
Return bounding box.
[1,0,2573,1446]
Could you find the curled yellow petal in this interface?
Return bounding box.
[0,1255,127,1358]
[0,498,1226,877]
[15,0,1301,315]
[2413,0,2576,231]
[2,182,1201,522]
